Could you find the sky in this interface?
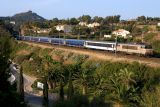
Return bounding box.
[0,0,160,20]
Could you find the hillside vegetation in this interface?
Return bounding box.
[11,42,160,107]
[144,32,160,56]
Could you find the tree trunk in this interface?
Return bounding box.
[113,103,123,107]
[43,77,48,107]
[18,67,24,103]
[82,84,87,95]
[53,81,57,89]
[48,80,53,89]
[49,80,57,89]
[67,78,74,100]
[59,80,64,101]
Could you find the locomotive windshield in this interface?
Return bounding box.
[145,45,152,49]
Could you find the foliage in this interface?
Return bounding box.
[79,15,91,23]
[67,73,74,100]
[156,26,160,31]
[152,40,160,54]
[49,27,58,35]
[0,25,26,107]
[11,39,160,107]
[144,33,157,43]
[18,67,24,102]
[140,86,160,107]
[43,76,49,106]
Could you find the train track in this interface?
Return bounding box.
[19,41,160,68]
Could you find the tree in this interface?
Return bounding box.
[59,79,64,101]
[43,76,49,106]
[0,27,12,75]
[93,16,103,23]
[70,18,79,25]
[67,72,74,100]
[104,15,121,24]
[50,18,59,27]
[73,65,91,95]
[119,68,136,89]
[0,24,26,107]
[107,68,139,107]
[49,27,58,35]
[47,61,66,100]
[137,16,146,22]
[79,15,91,23]
[47,62,65,89]
[18,67,24,103]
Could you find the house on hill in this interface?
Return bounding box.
[87,22,100,28]
[112,29,131,38]
[79,22,87,26]
[36,28,51,34]
[79,22,100,28]
[55,25,73,33]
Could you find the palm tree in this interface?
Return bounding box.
[74,69,89,95]
[67,72,74,100]
[119,68,136,89]
[107,68,139,107]
[73,61,94,95]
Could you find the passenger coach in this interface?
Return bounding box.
[84,41,116,51]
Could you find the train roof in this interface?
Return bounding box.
[65,39,85,41]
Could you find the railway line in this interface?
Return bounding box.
[19,41,160,68]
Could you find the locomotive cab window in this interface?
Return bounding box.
[145,45,152,49]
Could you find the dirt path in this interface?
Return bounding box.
[10,63,58,107]
[19,41,160,68]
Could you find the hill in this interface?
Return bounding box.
[0,10,45,23]
[11,10,45,22]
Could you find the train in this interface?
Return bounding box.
[17,36,153,56]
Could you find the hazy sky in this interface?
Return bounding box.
[0,0,160,19]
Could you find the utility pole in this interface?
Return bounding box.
[142,31,144,43]
[78,27,80,40]
[59,30,60,46]
[115,35,118,56]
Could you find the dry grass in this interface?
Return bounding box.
[17,50,30,55]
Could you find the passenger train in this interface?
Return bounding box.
[17,36,153,56]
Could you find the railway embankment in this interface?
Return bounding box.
[18,41,160,68]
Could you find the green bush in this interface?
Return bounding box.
[152,40,160,54]
[144,33,157,43]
